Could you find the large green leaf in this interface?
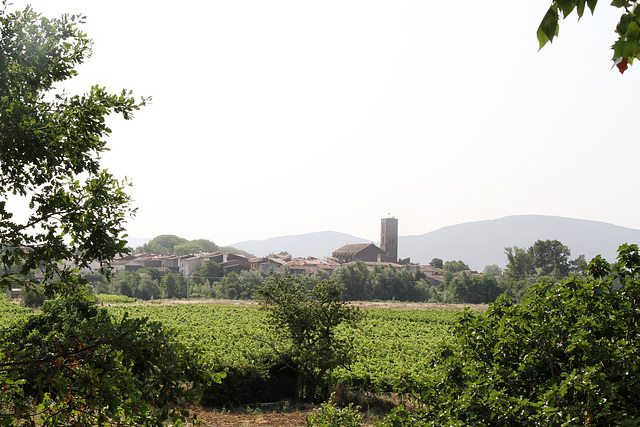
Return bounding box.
[557,0,579,17]
[577,0,587,18]
[612,38,639,59]
[538,7,560,50]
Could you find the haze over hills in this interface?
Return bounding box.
[230,231,371,260]
[229,215,640,271]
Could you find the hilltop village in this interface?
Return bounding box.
[112,218,484,288]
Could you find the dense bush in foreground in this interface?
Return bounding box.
[0,296,215,425]
[387,244,640,426]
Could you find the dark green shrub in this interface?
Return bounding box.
[387,243,640,426]
[201,358,300,407]
[0,295,213,425]
[200,362,271,407]
[21,289,46,308]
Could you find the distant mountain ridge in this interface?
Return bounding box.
[229,215,640,270]
[231,231,371,259]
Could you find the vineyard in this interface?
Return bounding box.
[0,297,31,328]
[0,297,462,397]
[107,302,461,395]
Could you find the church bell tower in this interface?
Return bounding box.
[380,217,398,262]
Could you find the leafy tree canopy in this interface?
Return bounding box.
[448,272,504,304]
[0,3,145,295]
[528,239,571,277]
[334,261,371,301]
[370,265,424,302]
[0,5,218,425]
[538,0,640,73]
[138,234,188,254]
[504,246,535,280]
[190,238,219,253]
[257,276,363,401]
[482,264,502,275]
[173,241,205,256]
[193,260,224,284]
[505,240,584,281]
[443,260,470,273]
[138,235,250,256]
[570,253,588,276]
[429,258,443,269]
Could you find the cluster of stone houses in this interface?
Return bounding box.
[110,247,452,287]
[107,217,483,286]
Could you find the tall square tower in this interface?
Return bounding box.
[380,217,398,262]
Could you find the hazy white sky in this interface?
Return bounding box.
[17,1,640,245]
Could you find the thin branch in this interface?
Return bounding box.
[0,338,112,371]
[0,123,65,133]
[243,330,300,374]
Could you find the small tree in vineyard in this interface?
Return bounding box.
[257,275,362,401]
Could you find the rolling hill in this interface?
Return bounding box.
[230,215,640,271]
[230,231,370,260]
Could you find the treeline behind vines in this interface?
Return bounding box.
[85,261,502,304]
[499,239,587,302]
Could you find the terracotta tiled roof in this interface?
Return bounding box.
[332,243,378,255]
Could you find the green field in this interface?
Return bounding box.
[108,303,462,393]
[0,297,32,329]
[0,299,461,394]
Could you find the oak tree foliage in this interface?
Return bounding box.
[429,258,443,269]
[0,3,146,295]
[0,4,217,425]
[528,239,571,277]
[442,260,470,273]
